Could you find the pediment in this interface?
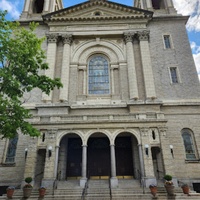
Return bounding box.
[43,0,153,22]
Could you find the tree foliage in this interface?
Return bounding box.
[0,11,62,138]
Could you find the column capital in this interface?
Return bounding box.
[62,34,73,45]
[46,33,59,43]
[124,32,135,43]
[137,30,150,41]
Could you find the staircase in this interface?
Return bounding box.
[0,179,200,200]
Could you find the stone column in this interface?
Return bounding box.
[110,67,115,95]
[83,68,87,95]
[138,31,156,100]
[59,34,72,102]
[42,33,58,102]
[110,144,118,188]
[80,145,87,188]
[54,146,60,178]
[140,128,156,187]
[124,32,139,100]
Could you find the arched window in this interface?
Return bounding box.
[5,135,18,163]
[88,55,110,95]
[182,129,197,160]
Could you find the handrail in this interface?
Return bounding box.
[81,179,88,200]
[34,171,44,178]
[109,179,112,200]
[137,169,145,194]
[53,179,57,196]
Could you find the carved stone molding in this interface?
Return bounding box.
[140,127,149,137]
[62,34,73,45]
[137,30,150,41]
[46,33,59,43]
[158,127,168,137]
[124,32,135,43]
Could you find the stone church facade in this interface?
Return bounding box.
[0,0,200,193]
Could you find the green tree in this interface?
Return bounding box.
[0,11,62,138]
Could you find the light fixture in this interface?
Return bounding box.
[48,146,53,158]
[145,144,149,156]
[25,148,28,160]
[170,145,174,158]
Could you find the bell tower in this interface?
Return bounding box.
[134,0,177,14]
[20,0,64,20]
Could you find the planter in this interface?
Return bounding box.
[23,187,32,198]
[165,184,175,196]
[149,186,157,197]
[39,188,46,198]
[182,185,190,194]
[6,189,15,199]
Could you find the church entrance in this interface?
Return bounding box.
[66,138,82,178]
[87,135,110,178]
[115,134,139,179]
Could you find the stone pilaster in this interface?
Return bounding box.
[140,127,156,187]
[23,137,37,186]
[124,32,139,100]
[42,33,59,102]
[42,130,57,188]
[59,34,73,102]
[146,0,153,9]
[137,31,156,100]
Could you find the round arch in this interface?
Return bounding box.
[112,129,141,145]
[72,39,125,63]
[85,129,112,145]
[57,130,84,146]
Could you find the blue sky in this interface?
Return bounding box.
[0,0,199,79]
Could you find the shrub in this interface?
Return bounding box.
[25,177,32,184]
[164,174,172,181]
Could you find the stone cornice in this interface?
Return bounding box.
[43,0,153,22]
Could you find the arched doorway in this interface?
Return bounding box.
[58,134,82,180]
[87,133,110,178]
[115,133,139,179]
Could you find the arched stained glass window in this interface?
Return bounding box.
[88,55,110,95]
[5,135,18,163]
[182,129,196,160]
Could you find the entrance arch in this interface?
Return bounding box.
[58,133,82,180]
[114,132,139,179]
[87,133,110,178]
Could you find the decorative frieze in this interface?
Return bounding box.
[62,34,73,45]
[46,33,59,43]
[137,30,150,41]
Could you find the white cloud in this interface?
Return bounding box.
[0,0,20,19]
[173,0,200,32]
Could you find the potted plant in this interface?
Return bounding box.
[164,174,175,196]
[38,186,46,198]
[149,184,157,197]
[181,183,190,195]
[6,186,15,199]
[23,177,33,198]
